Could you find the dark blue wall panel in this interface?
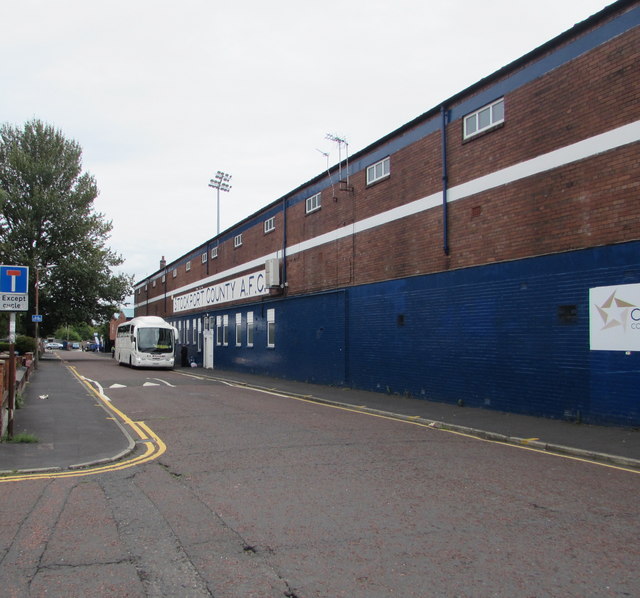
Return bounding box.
[347,242,640,425]
[200,290,347,385]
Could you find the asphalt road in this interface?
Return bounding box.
[1,352,639,597]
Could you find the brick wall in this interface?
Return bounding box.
[137,5,639,318]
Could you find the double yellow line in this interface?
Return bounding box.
[0,366,166,483]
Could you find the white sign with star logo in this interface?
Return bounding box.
[590,283,640,351]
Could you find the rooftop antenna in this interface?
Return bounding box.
[325,133,352,192]
[316,148,335,197]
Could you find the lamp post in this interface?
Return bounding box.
[208,171,232,235]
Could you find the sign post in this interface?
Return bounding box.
[0,265,29,439]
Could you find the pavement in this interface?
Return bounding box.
[1,352,639,474]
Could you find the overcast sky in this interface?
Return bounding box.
[1,0,614,301]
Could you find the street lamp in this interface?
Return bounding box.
[208,171,232,235]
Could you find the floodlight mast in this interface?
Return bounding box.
[208,170,232,235]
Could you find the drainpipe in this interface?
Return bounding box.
[441,105,450,256]
[281,196,288,288]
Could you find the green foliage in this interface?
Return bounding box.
[0,119,132,335]
[0,336,36,354]
[53,326,82,341]
[2,432,38,443]
[75,322,96,341]
[15,335,36,354]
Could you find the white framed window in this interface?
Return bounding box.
[223,314,229,346]
[192,318,197,345]
[197,318,202,350]
[235,313,242,346]
[211,247,218,259]
[186,260,191,272]
[234,234,243,248]
[247,311,254,347]
[267,308,275,348]
[464,98,504,139]
[366,157,390,185]
[161,275,166,283]
[264,216,275,233]
[172,269,177,278]
[305,192,321,214]
[216,316,222,346]
[201,252,207,264]
[152,280,156,288]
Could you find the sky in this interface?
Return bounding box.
[1,0,615,302]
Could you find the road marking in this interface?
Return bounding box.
[148,377,176,387]
[80,375,110,401]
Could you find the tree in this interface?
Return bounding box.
[0,119,132,335]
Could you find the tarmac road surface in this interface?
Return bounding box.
[0,352,639,597]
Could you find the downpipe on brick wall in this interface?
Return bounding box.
[441,105,450,256]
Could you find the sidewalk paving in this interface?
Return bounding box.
[0,354,133,473]
[1,355,639,474]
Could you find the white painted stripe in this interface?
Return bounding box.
[450,120,640,201]
[136,120,640,309]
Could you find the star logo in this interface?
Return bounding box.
[595,291,637,331]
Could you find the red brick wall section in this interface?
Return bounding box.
[139,19,640,316]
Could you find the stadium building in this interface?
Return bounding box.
[135,0,640,426]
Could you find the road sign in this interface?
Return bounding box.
[32,314,43,322]
[0,265,29,293]
[0,265,29,311]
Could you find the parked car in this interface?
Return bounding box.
[46,342,63,349]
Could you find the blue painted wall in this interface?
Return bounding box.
[177,241,640,426]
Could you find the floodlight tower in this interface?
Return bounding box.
[208,171,232,235]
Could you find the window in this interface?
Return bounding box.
[172,269,177,278]
[161,275,165,283]
[192,318,197,345]
[223,314,229,346]
[267,308,275,348]
[211,247,218,259]
[216,316,222,346]
[201,252,207,264]
[234,234,243,248]
[305,192,321,214]
[235,313,242,346]
[366,157,390,185]
[464,98,504,139]
[247,311,254,347]
[264,216,275,233]
[152,280,156,288]
[186,261,191,272]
